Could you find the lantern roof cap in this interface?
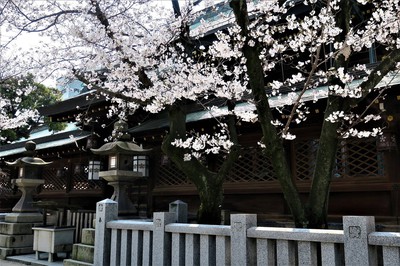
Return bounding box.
[5,141,52,167]
[91,141,152,155]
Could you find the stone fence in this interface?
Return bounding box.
[93,199,400,265]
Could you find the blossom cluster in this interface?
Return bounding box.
[2,0,398,147]
[171,125,234,161]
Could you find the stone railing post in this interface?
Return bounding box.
[94,199,118,266]
[231,214,257,266]
[169,200,188,223]
[343,216,377,266]
[153,212,175,266]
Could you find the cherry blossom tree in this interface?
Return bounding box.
[228,0,400,228]
[2,0,400,227]
[2,0,241,224]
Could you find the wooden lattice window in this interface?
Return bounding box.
[71,172,104,191]
[334,138,384,178]
[294,140,319,181]
[294,137,384,180]
[223,148,277,183]
[156,147,277,187]
[42,166,67,191]
[0,169,13,196]
[156,162,191,187]
[42,159,105,192]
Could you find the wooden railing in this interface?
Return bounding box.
[52,209,95,243]
[93,199,400,265]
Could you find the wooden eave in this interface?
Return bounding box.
[38,91,108,122]
[0,129,90,160]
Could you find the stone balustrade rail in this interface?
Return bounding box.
[93,199,400,266]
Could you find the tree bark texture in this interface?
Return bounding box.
[161,103,239,224]
[230,0,307,227]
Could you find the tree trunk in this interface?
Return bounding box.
[197,174,224,224]
[306,0,351,228]
[162,103,239,224]
[306,96,343,228]
[230,0,307,227]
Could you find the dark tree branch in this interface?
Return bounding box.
[230,0,307,227]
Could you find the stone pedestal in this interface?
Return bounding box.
[0,178,44,259]
[11,178,44,213]
[4,212,43,223]
[100,170,141,216]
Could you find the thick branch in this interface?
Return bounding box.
[215,101,240,182]
[89,0,153,88]
[230,0,307,227]
[359,49,400,99]
[307,0,350,228]
[161,104,214,187]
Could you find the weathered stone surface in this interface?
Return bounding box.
[231,214,257,266]
[5,213,42,223]
[0,246,33,259]
[10,179,45,213]
[343,216,377,266]
[152,212,175,265]
[71,244,94,263]
[93,199,118,266]
[32,227,74,255]
[0,222,33,235]
[169,200,187,223]
[0,234,33,248]
[81,229,95,246]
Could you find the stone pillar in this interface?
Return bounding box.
[94,199,118,266]
[230,214,257,266]
[169,200,187,223]
[100,170,140,216]
[5,179,44,223]
[343,216,377,266]
[108,179,137,214]
[152,212,175,266]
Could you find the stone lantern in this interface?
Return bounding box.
[91,120,151,216]
[5,141,52,222]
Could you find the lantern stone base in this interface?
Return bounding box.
[0,178,45,258]
[0,220,40,259]
[11,178,45,213]
[0,246,34,260]
[0,234,33,248]
[100,170,142,216]
[4,212,43,223]
[0,222,38,259]
[0,222,39,235]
